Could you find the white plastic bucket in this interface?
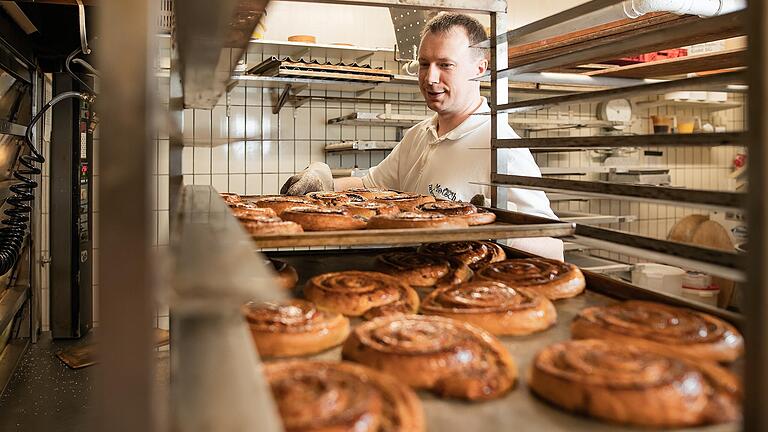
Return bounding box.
[631,263,686,296]
[682,272,719,306]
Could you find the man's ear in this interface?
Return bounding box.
[477,57,489,76]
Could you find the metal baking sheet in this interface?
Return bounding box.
[265,248,740,432]
[250,208,576,248]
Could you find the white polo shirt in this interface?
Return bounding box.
[362,98,557,220]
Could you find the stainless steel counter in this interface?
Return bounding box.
[268,248,739,432]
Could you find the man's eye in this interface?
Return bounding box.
[419,62,429,68]
[441,63,454,69]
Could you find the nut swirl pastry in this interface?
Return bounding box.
[345,187,400,200]
[304,271,420,320]
[243,300,350,357]
[268,258,299,291]
[264,360,425,432]
[529,339,741,428]
[376,252,472,290]
[241,216,304,236]
[367,212,469,229]
[281,206,367,231]
[254,195,318,215]
[476,258,585,300]
[416,201,496,226]
[373,193,435,212]
[306,191,367,206]
[342,201,400,219]
[571,300,744,363]
[418,240,506,270]
[343,315,517,400]
[420,281,556,335]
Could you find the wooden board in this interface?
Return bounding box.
[587,49,746,78]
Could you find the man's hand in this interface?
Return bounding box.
[280,162,334,195]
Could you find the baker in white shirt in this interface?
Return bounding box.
[281,12,564,260]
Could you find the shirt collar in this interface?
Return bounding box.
[424,97,490,142]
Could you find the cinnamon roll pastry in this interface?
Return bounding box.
[264,360,425,432]
[243,300,350,357]
[420,281,556,335]
[476,258,585,300]
[220,192,241,205]
[306,191,367,207]
[571,300,744,363]
[342,315,517,401]
[416,201,496,226]
[344,187,400,200]
[367,212,469,229]
[304,271,419,320]
[230,204,278,220]
[376,252,472,289]
[241,216,304,236]
[254,195,318,215]
[268,258,299,291]
[341,201,400,219]
[373,193,435,212]
[281,206,367,231]
[529,339,741,428]
[418,240,506,270]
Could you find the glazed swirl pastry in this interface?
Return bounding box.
[367,212,469,229]
[420,281,556,335]
[374,193,435,212]
[304,271,420,320]
[243,300,350,357]
[344,188,400,200]
[571,300,744,362]
[529,339,741,428]
[264,360,425,432]
[220,192,241,205]
[342,201,400,219]
[376,252,472,289]
[241,216,304,236]
[416,201,496,226]
[268,259,299,291]
[418,240,506,270]
[254,195,317,215]
[230,204,278,220]
[476,258,585,300]
[281,206,367,231]
[306,191,367,206]
[342,315,517,400]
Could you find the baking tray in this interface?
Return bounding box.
[263,247,741,432]
[250,208,576,248]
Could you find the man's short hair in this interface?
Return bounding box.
[420,12,488,59]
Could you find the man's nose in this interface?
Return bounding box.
[426,64,440,85]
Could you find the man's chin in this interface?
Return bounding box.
[425,100,445,113]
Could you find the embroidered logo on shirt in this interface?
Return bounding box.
[428,183,457,201]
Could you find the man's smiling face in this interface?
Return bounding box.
[418,27,487,115]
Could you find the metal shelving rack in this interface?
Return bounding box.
[485,1,765,430]
[95,0,767,430]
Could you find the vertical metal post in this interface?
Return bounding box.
[745,0,768,430]
[490,10,509,208]
[169,45,183,221]
[96,0,156,430]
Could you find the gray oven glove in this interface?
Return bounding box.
[280,162,334,195]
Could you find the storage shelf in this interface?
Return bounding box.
[495,132,746,149]
[586,49,746,79]
[635,99,742,112]
[495,12,745,78]
[556,210,636,225]
[245,39,394,63]
[484,174,745,211]
[495,71,746,113]
[327,112,429,127]
[324,141,398,152]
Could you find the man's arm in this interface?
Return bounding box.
[505,238,564,261]
[334,176,364,191]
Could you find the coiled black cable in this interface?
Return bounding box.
[0,91,94,275]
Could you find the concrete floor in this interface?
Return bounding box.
[0,332,169,431]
